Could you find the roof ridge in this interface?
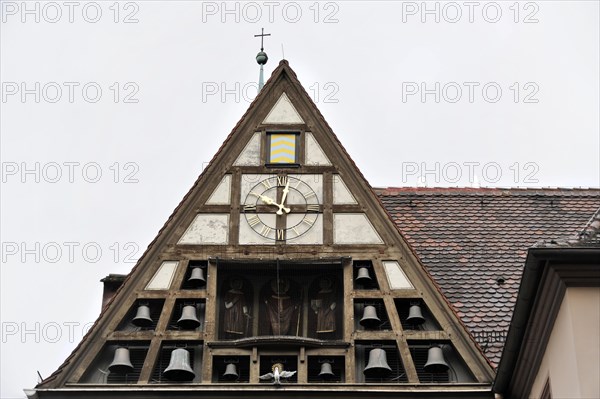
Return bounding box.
[375,187,600,196]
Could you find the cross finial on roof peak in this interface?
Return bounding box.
[254,28,271,52]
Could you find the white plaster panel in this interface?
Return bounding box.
[333,213,383,244]
[288,174,324,204]
[382,260,414,289]
[305,132,331,166]
[233,132,261,166]
[238,213,277,245]
[178,214,229,244]
[262,92,304,124]
[206,175,231,205]
[286,214,324,245]
[145,261,179,290]
[333,175,358,204]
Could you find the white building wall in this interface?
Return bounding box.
[530,287,600,399]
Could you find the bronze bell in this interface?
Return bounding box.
[131,304,153,327]
[223,363,239,380]
[177,305,201,329]
[163,348,195,381]
[363,348,392,378]
[359,305,382,328]
[406,304,426,325]
[355,267,372,283]
[318,362,335,380]
[108,347,134,374]
[188,267,206,287]
[424,346,449,373]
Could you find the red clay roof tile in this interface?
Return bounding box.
[376,187,600,367]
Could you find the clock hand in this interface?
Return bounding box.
[276,180,291,215]
[257,194,279,207]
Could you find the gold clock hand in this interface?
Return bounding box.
[258,194,278,207]
[276,180,291,215]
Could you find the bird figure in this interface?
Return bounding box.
[259,363,296,385]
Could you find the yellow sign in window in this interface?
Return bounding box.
[269,133,297,164]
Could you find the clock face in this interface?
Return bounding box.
[242,175,320,241]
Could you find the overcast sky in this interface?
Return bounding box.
[1,1,599,397]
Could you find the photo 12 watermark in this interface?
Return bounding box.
[1,162,140,184]
[401,161,540,185]
[400,1,539,24]
[401,82,540,104]
[1,1,140,24]
[1,241,140,264]
[200,1,340,24]
[2,321,95,344]
[201,81,339,104]
[1,82,140,104]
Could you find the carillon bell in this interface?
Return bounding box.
[163,348,195,381]
[424,346,449,373]
[318,362,335,380]
[108,347,134,374]
[223,363,239,380]
[406,304,426,325]
[359,305,382,328]
[188,267,206,287]
[177,305,201,329]
[355,267,372,283]
[363,348,392,378]
[131,304,153,327]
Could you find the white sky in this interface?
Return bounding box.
[1,1,599,397]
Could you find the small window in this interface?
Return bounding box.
[355,342,407,383]
[353,261,379,290]
[409,344,450,383]
[307,356,345,383]
[267,132,299,166]
[354,300,391,331]
[168,300,206,331]
[117,300,164,331]
[80,342,149,384]
[151,342,202,383]
[212,356,250,383]
[259,356,298,383]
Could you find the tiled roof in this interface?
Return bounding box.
[534,206,600,248]
[375,187,600,367]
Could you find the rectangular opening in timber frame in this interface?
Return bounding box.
[355,341,408,384]
[266,132,300,167]
[79,342,149,384]
[259,355,298,383]
[212,355,250,383]
[151,342,203,383]
[408,342,476,383]
[307,356,345,383]
[216,261,343,340]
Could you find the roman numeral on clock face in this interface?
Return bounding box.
[260,225,272,237]
[261,179,273,189]
[248,215,261,227]
[302,218,316,227]
[306,204,320,212]
[277,175,288,186]
[244,205,257,212]
[276,229,285,240]
[304,191,316,200]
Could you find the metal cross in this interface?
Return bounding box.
[254,28,271,51]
